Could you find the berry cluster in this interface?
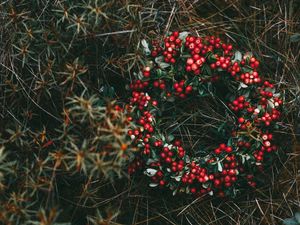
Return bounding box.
[214,143,233,154]
[173,80,193,98]
[228,96,252,113]
[214,155,239,189]
[151,40,163,57]
[259,109,281,126]
[253,133,277,162]
[228,62,241,77]
[153,79,166,90]
[238,71,261,85]
[162,31,182,64]
[210,56,231,70]
[125,31,284,198]
[142,66,151,78]
[130,79,149,91]
[181,162,211,192]
[248,56,260,69]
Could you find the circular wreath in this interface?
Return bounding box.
[126,31,284,197]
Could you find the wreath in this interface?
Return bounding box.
[126,31,284,197]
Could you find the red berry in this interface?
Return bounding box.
[159,180,165,186]
[185,85,193,93]
[173,31,179,37]
[225,146,232,153]
[165,157,172,163]
[238,117,245,124]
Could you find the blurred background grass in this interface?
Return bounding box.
[0,0,300,224]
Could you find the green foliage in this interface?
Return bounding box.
[0,0,299,224]
[284,212,300,225]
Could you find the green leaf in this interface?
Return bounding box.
[202,182,210,188]
[295,212,300,223]
[100,85,116,98]
[167,134,175,142]
[172,188,178,196]
[239,82,248,89]
[255,141,261,148]
[159,62,170,69]
[217,161,223,172]
[208,52,217,62]
[227,138,233,146]
[199,88,205,96]
[241,155,246,164]
[179,31,189,40]
[233,51,242,62]
[267,99,275,109]
[149,183,159,187]
[241,66,253,73]
[156,69,163,77]
[145,168,157,176]
[202,64,212,76]
[141,39,151,55]
[155,56,170,69]
[290,33,300,43]
[217,122,226,132]
[283,218,299,225]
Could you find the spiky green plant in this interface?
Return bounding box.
[0,0,139,223]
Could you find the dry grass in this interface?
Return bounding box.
[0,0,300,224]
[98,1,300,224]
